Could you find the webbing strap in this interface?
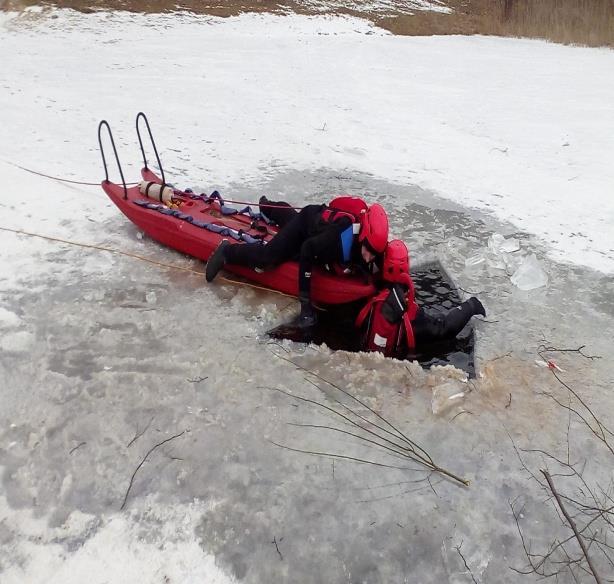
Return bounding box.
[197,190,274,224]
[133,200,265,245]
[402,313,416,349]
[355,290,388,327]
[355,289,416,350]
[219,204,269,222]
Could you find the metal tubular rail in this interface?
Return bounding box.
[98,120,128,200]
[136,112,166,187]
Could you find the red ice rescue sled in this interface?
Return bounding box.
[99,114,376,305]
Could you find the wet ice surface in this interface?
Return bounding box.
[1,169,613,583]
[1,8,613,579]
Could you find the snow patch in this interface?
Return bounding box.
[300,0,452,15]
[1,11,611,273]
[0,307,22,327]
[0,494,236,584]
[0,330,34,352]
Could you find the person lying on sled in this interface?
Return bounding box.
[357,239,486,359]
[205,195,389,328]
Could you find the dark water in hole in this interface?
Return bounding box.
[268,262,476,377]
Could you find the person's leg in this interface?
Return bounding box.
[440,297,485,336]
[413,297,485,344]
[206,206,312,282]
[259,196,298,227]
[226,209,309,267]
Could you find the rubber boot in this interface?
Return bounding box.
[205,240,229,282]
[467,296,486,317]
[259,196,297,227]
[298,299,317,329]
[440,298,483,337]
[259,196,273,223]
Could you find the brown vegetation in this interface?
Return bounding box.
[2,0,613,47]
[379,0,614,47]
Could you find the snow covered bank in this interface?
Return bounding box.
[0,495,235,584]
[298,0,452,14]
[0,8,613,274]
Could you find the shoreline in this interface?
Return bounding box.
[1,0,613,47]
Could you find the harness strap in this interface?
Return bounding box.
[133,200,265,245]
[355,290,388,328]
[405,277,419,320]
[200,190,274,224]
[355,288,416,351]
[144,181,154,198]
[321,207,362,266]
[322,207,361,231]
[402,312,416,349]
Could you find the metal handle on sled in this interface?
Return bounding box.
[98,120,128,200]
[136,112,166,187]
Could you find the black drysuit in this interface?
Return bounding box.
[411,301,481,345]
[224,201,363,303]
[277,290,484,355]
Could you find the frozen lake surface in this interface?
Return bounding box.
[1,7,613,584]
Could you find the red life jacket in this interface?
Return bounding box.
[320,196,369,269]
[355,279,418,357]
[321,196,368,228]
[321,197,389,256]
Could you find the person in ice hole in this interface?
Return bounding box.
[356,239,486,359]
[206,195,389,329]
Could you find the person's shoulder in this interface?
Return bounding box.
[335,215,353,229]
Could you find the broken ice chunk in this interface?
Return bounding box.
[488,233,521,254]
[431,381,466,415]
[465,252,486,267]
[488,233,506,253]
[511,253,548,290]
[500,237,520,253]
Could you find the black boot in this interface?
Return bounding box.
[438,299,482,338]
[205,240,229,282]
[467,297,486,317]
[258,197,297,227]
[259,196,273,222]
[298,300,317,329]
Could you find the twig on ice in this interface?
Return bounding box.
[121,430,186,510]
[187,376,208,383]
[541,469,604,584]
[126,416,154,448]
[455,540,479,584]
[272,536,283,560]
[69,441,86,455]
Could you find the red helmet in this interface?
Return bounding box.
[358,203,388,254]
[382,239,411,286]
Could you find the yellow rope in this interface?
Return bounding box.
[0,225,296,299]
[1,159,138,187]
[220,275,295,298]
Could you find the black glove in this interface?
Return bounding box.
[381,283,408,324]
